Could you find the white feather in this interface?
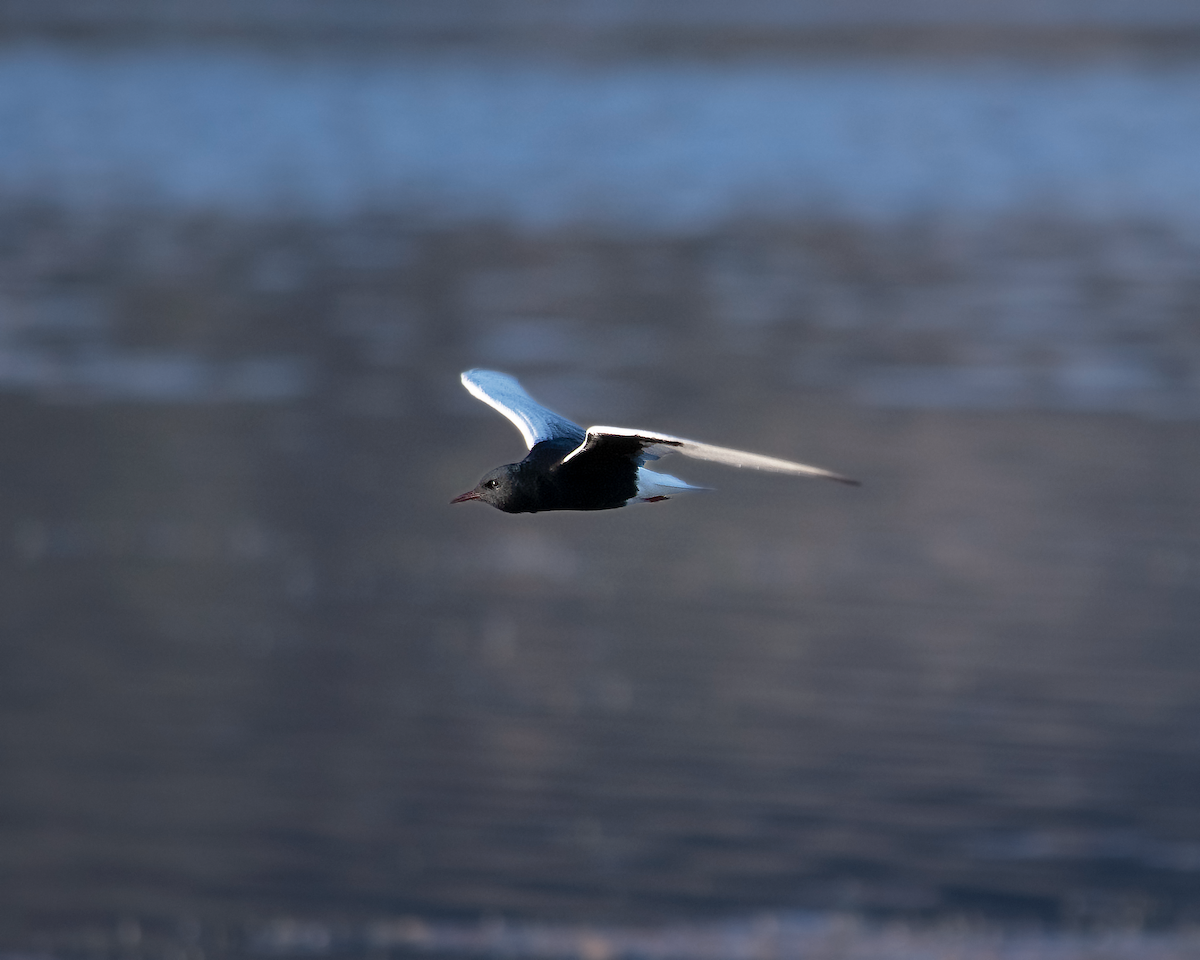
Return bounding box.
[570,426,859,485]
[461,369,859,487]
[633,467,706,502]
[461,369,584,449]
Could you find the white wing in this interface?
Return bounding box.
[461,369,586,449]
[566,426,860,485]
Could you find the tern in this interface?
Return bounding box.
[452,369,858,513]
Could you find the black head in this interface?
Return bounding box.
[450,463,533,513]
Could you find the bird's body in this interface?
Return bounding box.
[452,369,858,514]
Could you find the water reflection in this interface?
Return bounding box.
[4,48,1200,227]
[1,214,1199,953]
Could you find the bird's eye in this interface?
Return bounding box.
[486,479,500,489]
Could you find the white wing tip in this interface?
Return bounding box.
[591,425,860,485]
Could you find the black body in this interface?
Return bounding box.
[452,368,858,514]
[461,436,651,513]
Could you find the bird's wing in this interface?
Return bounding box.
[563,426,860,485]
[461,369,587,449]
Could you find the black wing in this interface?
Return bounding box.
[563,426,859,485]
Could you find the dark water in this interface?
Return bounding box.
[2,213,1200,957]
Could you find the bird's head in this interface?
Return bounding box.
[451,463,531,513]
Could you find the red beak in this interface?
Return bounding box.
[450,490,481,504]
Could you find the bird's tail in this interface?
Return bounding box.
[633,467,709,503]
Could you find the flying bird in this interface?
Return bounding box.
[452,369,859,513]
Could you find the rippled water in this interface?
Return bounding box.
[1,213,1199,960]
[4,46,1200,227]
[3,19,1200,953]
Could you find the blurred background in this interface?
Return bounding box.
[2,1,1200,957]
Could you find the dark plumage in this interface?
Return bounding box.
[452,369,858,514]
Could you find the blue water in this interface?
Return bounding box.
[2,44,1200,229]
[6,35,1200,958]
